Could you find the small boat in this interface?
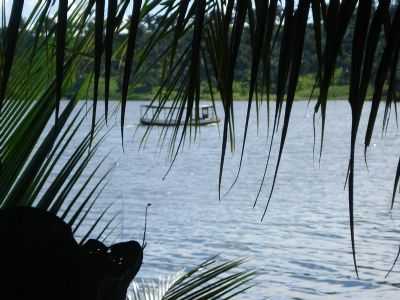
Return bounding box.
[140,104,220,126]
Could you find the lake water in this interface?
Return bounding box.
[76,100,400,299]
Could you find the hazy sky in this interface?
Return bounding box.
[0,0,37,15]
[1,0,136,20]
[3,0,37,19]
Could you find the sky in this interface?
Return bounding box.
[1,0,304,24]
[3,0,36,18]
[1,0,138,21]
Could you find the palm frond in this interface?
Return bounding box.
[128,257,255,300]
[0,0,116,243]
[3,0,400,278]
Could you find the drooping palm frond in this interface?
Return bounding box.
[147,0,400,277]
[128,270,185,300]
[0,0,121,241]
[2,0,400,278]
[128,257,255,300]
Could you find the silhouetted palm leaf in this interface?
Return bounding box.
[3,0,400,278]
[128,257,255,300]
[0,0,24,111]
[0,1,115,243]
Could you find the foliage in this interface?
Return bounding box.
[128,257,255,300]
[0,0,121,245]
[1,0,400,279]
[0,2,256,299]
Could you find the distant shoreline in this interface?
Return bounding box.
[77,76,373,101]
[99,96,355,102]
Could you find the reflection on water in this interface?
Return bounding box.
[75,101,400,299]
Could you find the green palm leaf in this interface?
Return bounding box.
[128,257,255,300]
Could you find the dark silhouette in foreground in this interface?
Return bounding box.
[0,207,143,300]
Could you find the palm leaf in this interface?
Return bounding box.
[128,257,255,300]
[104,0,118,121]
[121,0,143,144]
[4,0,400,279]
[55,0,68,118]
[0,0,24,111]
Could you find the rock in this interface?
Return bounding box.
[0,207,143,300]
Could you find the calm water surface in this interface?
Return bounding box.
[77,101,400,299]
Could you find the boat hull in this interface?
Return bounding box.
[140,117,220,126]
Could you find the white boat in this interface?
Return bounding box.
[140,104,220,126]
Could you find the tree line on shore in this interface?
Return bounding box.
[5,3,398,100]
